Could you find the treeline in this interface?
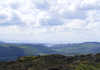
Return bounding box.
[0,54,100,70]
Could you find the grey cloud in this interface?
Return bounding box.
[40,16,63,26]
[0,14,23,26]
[35,2,49,10]
[0,15,7,20]
[33,0,49,10]
[62,11,86,19]
[11,3,20,9]
[80,5,100,10]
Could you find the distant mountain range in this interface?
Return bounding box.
[0,42,100,61]
[50,42,100,55]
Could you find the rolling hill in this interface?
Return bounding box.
[50,42,100,55]
[0,43,58,61]
[0,42,100,61]
[1,54,100,70]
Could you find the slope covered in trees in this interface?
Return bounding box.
[0,54,100,70]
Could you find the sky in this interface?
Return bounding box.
[0,0,100,43]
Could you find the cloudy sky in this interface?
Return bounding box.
[0,0,100,43]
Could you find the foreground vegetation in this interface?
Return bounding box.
[0,54,100,70]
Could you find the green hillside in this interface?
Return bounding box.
[0,54,100,70]
[0,43,58,61]
[51,42,100,55]
[0,42,100,61]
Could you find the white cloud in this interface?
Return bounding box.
[82,0,98,5]
[66,19,86,29]
[0,0,100,43]
[0,7,13,23]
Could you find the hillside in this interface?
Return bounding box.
[0,43,58,61]
[0,54,100,70]
[0,42,100,61]
[50,42,100,55]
